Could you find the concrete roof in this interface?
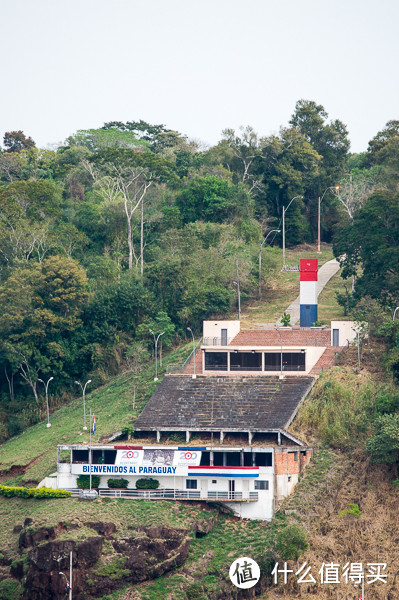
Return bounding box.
[134,375,314,433]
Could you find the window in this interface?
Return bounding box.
[186,479,197,489]
[205,352,227,371]
[254,480,269,490]
[254,453,273,467]
[264,352,305,371]
[200,451,210,466]
[230,352,261,371]
[212,480,217,484]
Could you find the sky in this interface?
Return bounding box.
[1,0,399,153]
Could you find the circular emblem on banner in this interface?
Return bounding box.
[184,452,193,460]
[126,450,135,459]
[229,557,260,589]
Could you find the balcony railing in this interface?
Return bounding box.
[94,488,258,501]
[202,337,233,346]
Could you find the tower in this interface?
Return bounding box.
[299,259,318,327]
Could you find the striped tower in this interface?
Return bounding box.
[299,259,318,327]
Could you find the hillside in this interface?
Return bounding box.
[2,245,397,600]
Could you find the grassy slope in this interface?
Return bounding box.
[0,343,192,485]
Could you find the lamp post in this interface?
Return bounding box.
[352,328,361,373]
[274,327,283,379]
[38,376,54,428]
[59,552,73,600]
[74,379,91,430]
[232,259,241,320]
[187,327,196,378]
[259,229,280,299]
[393,307,399,321]
[149,329,164,381]
[317,186,340,253]
[282,196,303,269]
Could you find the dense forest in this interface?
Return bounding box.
[1,100,399,441]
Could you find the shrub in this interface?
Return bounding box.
[76,475,101,489]
[281,312,291,327]
[0,485,71,499]
[275,525,308,561]
[338,503,361,518]
[107,478,129,489]
[0,578,23,599]
[135,478,160,490]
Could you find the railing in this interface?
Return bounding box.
[166,337,203,374]
[202,337,233,346]
[281,264,299,272]
[96,488,258,501]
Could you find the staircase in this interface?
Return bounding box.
[134,375,314,433]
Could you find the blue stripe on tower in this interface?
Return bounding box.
[300,304,318,327]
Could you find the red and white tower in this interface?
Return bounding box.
[300,259,318,327]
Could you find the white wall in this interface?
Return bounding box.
[203,321,241,342]
[331,321,362,346]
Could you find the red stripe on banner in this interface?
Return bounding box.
[188,466,258,470]
[113,446,143,449]
[300,270,317,281]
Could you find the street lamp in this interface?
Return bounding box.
[259,229,280,299]
[59,556,73,600]
[274,327,283,379]
[393,307,399,321]
[232,280,241,320]
[317,186,340,253]
[74,379,91,430]
[149,329,164,381]
[352,328,361,374]
[187,327,196,378]
[38,376,54,428]
[282,196,303,268]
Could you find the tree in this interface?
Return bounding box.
[176,175,253,223]
[366,120,399,166]
[0,256,89,402]
[334,190,399,306]
[89,149,175,271]
[3,130,36,153]
[333,170,374,221]
[261,128,321,244]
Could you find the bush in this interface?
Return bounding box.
[0,578,23,599]
[0,485,71,499]
[107,478,129,489]
[135,478,160,490]
[275,525,308,561]
[76,475,101,489]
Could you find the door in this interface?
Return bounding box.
[228,479,235,500]
[333,329,339,346]
[221,328,228,346]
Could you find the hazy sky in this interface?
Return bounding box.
[2,0,398,153]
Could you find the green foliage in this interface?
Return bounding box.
[107,478,129,489]
[93,556,130,580]
[275,524,308,560]
[76,475,101,489]
[338,503,361,518]
[0,485,71,498]
[281,312,291,327]
[135,478,160,490]
[0,578,23,599]
[366,413,399,465]
[176,176,253,223]
[334,190,399,305]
